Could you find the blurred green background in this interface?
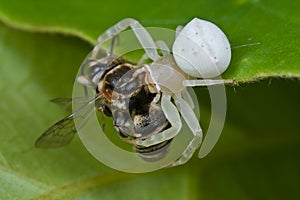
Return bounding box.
[0,0,299,199]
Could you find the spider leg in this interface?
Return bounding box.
[135,93,182,147]
[138,40,170,64]
[181,88,195,109]
[169,96,203,166]
[108,35,119,57]
[138,53,151,65]
[93,18,160,61]
[183,79,235,87]
[155,40,170,55]
[175,25,183,38]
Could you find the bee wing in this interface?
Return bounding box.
[35,96,100,148]
[50,98,73,111]
[51,96,94,112]
[35,114,76,148]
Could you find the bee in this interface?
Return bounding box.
[35,39,173,162]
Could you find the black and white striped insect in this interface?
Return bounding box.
[35,42,174,162]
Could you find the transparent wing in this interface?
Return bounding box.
[50,98,73,111]
[35,114,76,148]
[51,96,94,112]
[35,96,100,148]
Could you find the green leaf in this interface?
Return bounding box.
[0,22,198,200]
[0,0,299,81]
[0,0,299,199]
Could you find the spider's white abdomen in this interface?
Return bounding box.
[172,18,231,78]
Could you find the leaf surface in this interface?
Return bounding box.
[0,0,299,199]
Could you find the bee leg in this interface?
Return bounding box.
[135,93,182,147]
[169,96,203,167]
[77,76,96,88]
[94,18,160,61]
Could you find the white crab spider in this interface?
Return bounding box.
[93,18,231,166]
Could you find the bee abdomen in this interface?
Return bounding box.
[135,139,173,162]
[109,65,173,162]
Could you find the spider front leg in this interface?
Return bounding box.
[93,18,160,61]
[169,95,203,167]
[135,93,182,147]
[138,40,170,64]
